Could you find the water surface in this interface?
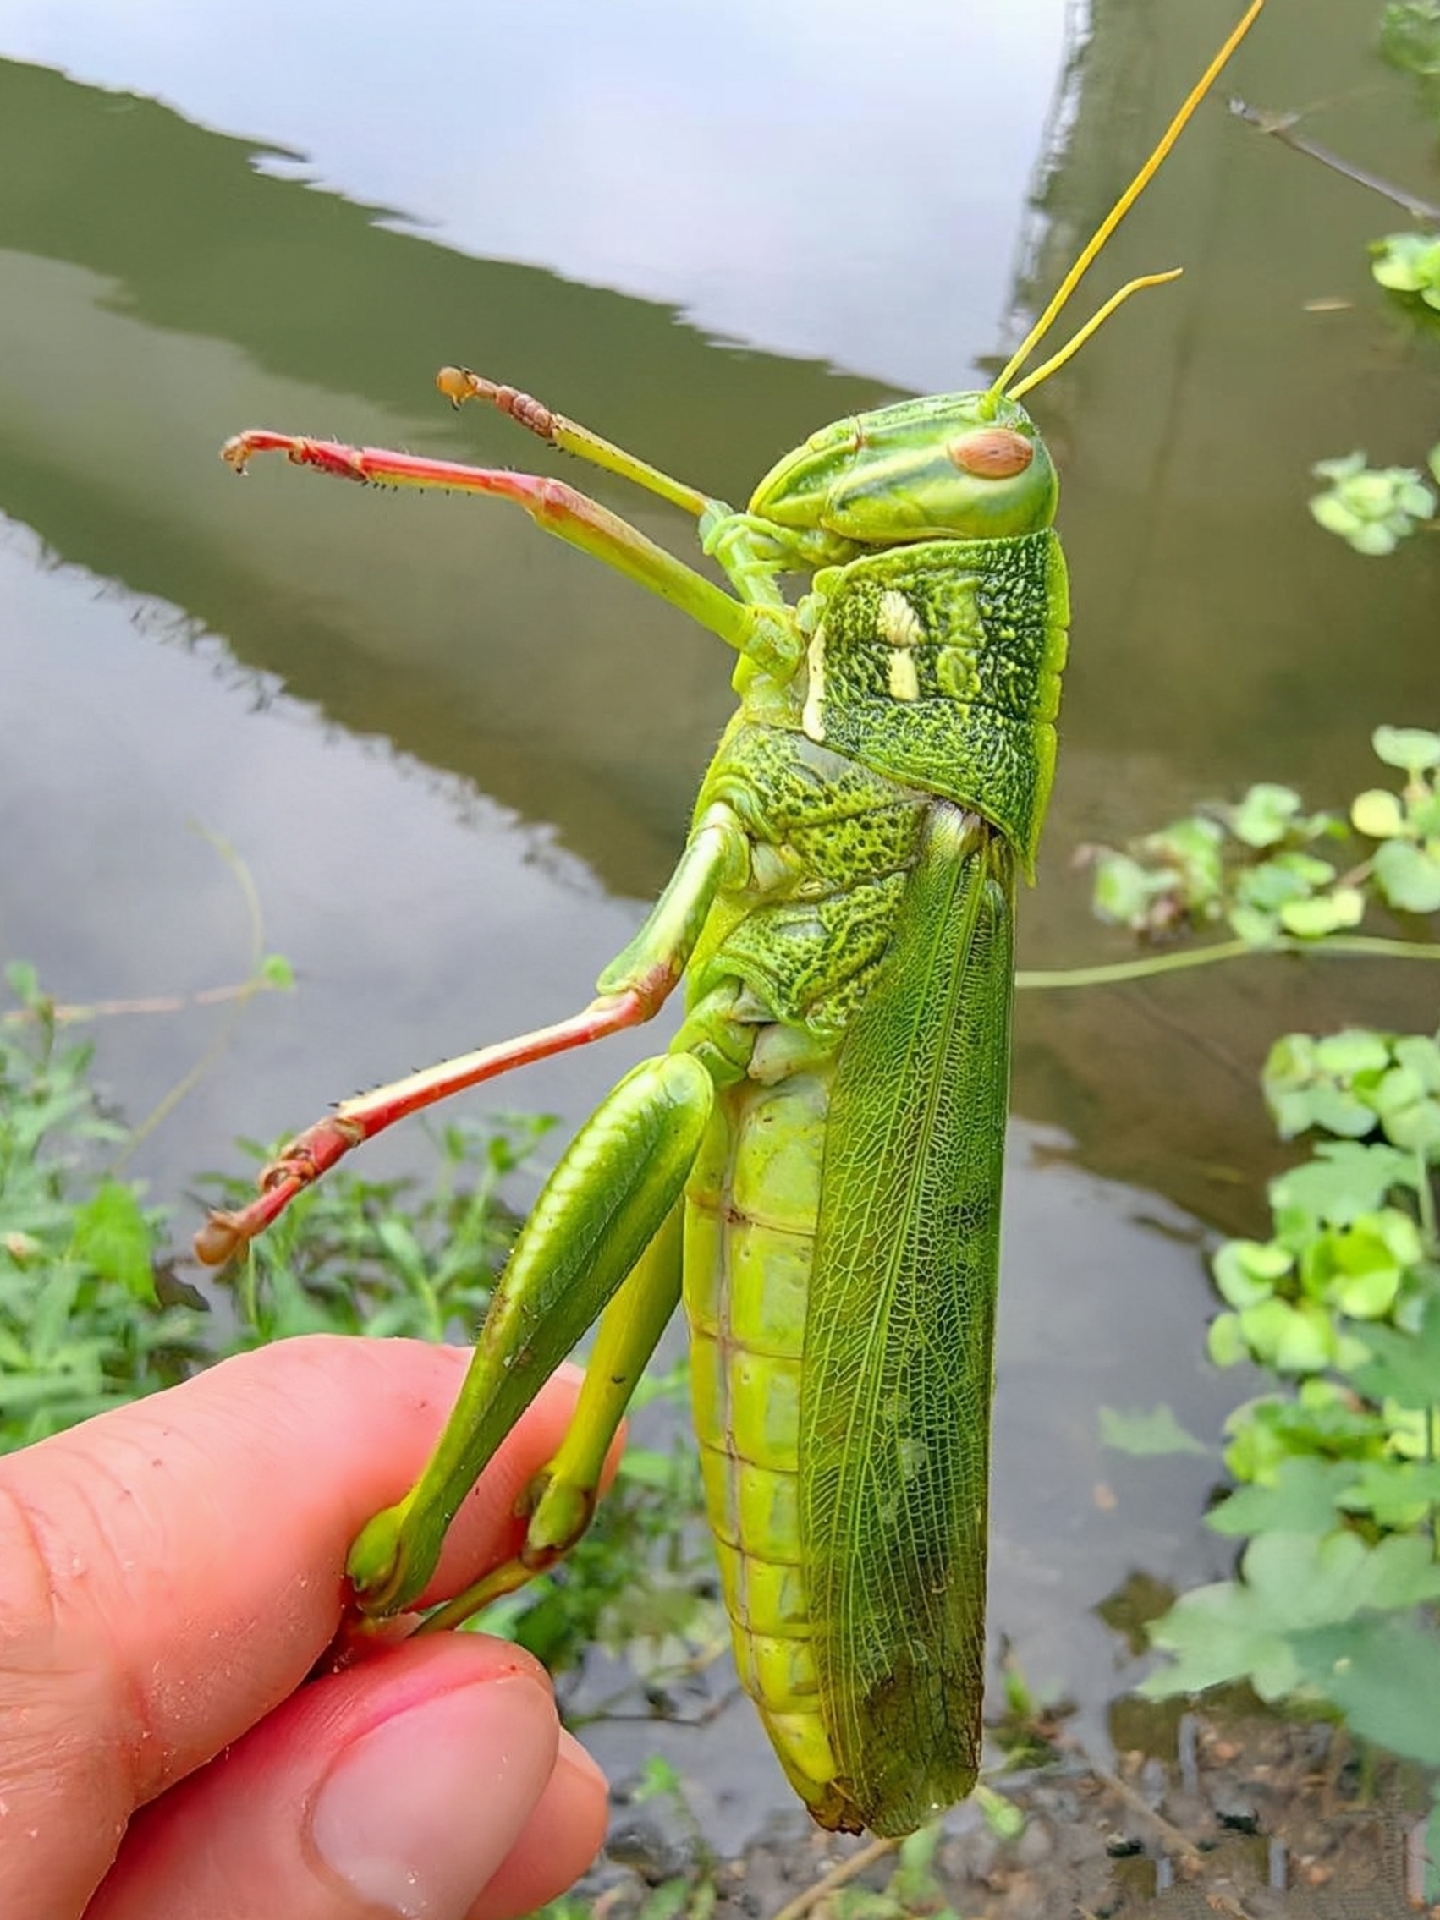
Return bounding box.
[2,0,1437,1826]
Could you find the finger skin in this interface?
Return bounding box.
[467,1731,611,1920]
[0,1337,601,1920]
[86,1635,608,1920]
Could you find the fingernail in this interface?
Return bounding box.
[310,1674,557,1919]
[556,1728,606,1798]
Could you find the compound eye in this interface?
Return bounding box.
[947,428,1034,480]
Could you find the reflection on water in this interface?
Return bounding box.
[1,0,1068,394]
[1,0,1438,1822]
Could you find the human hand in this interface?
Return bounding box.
[0,1337,611,1920]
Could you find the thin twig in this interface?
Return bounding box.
[1091,1764,1262,1918]
[116,826,270,1167]
[1,980,277,1028]
[1230,96,1440,220]
[1090,1763,1206,1870]
[768,1836,898,1920]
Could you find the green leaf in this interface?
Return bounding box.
[1238,860,1316,912]
[1269,1140,1418,1226]
[1091,852,1155,927]
[1382,1096,1440,1153]
[1371,233,1440,297]
[1227,904,1282,949]
[1207,1312,1249,1368]
[1337,1457,1440,1528]
[1374,1064,1424,1115]
[375,1217,428,1286]
[1348,1294,1440,1408]
[1313,451,1367,483]
[634,1754,684,1802]
[1314,1030,1393,1077]
[1206,1457,1360,1536]
[1350,788,1406,838]
[4,960,40,1005]
[1231,784,1304,849]
[1099,1404,1211,1457]
[1213,1238,1291,1308]
[1329,1262,1402,1321]
[1373,724,1440,773]
[1278,889,1365,938]
[1305,1086,1381,1139]
[973,1782,1026,1840]
[260,953,295,990]
[1319,1210,1420,1319]
[1309,494,1363,539]
[1237,1298,1335,1373]
[70,1182,157,1304]
[1144,1529,1440,1703]
[1290,1616,1440,1766]
[1394,1034,1440,1091]
[1373,838,1440,912]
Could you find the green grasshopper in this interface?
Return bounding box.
[198,0,1266,1836]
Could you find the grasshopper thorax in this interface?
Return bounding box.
[748,392,1057,549]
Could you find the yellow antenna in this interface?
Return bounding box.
[989,0,1266,401]
[1008,268,1181,401]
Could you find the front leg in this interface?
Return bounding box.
[196,803,753,1260]
[343,805,754,1614]
[221,432,804,680]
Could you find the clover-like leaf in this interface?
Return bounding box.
[1206,1457,1361,1537]
[1228,903,1283,950]
[1304,1086,1382,1139]
[1269,1140,1418,1226]
[1373,725,1440,774]
[1207,1311,1250,1368]
[1394,1034,1440,1091]
[1222,1380,1391,1486]
[1371,233,1440,294]
[1144,1528,1440,1703]
[1320,1211,1415,1319]
[1231,784,1305,849]
[1313,451,1367,484]
[1290,1616,1440,1766]
[1351,788,1406,839]
[1090,851,1155,928]
[1337,1457,1440,1529]
[1237,1298,1336,1373]
[1213,1238,1291,1309]
[1279,889,1365,938]
[1373,838,1440,913]
[1345,1293,1440,1408]
[1314,1030,1393,1077]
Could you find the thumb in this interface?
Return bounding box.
[87,1635,607,1920]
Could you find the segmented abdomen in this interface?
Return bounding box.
[677,718,928,1827]
[683,1061,845,1819]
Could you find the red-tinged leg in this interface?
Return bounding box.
[193,990,649,1266]
[219,430,800,672]
[195,801,755,1267]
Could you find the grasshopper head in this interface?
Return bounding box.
[748,392,1057,547]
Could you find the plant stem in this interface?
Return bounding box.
[1016,934,1440,992]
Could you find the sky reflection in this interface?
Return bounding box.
[2,0,1070,389]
